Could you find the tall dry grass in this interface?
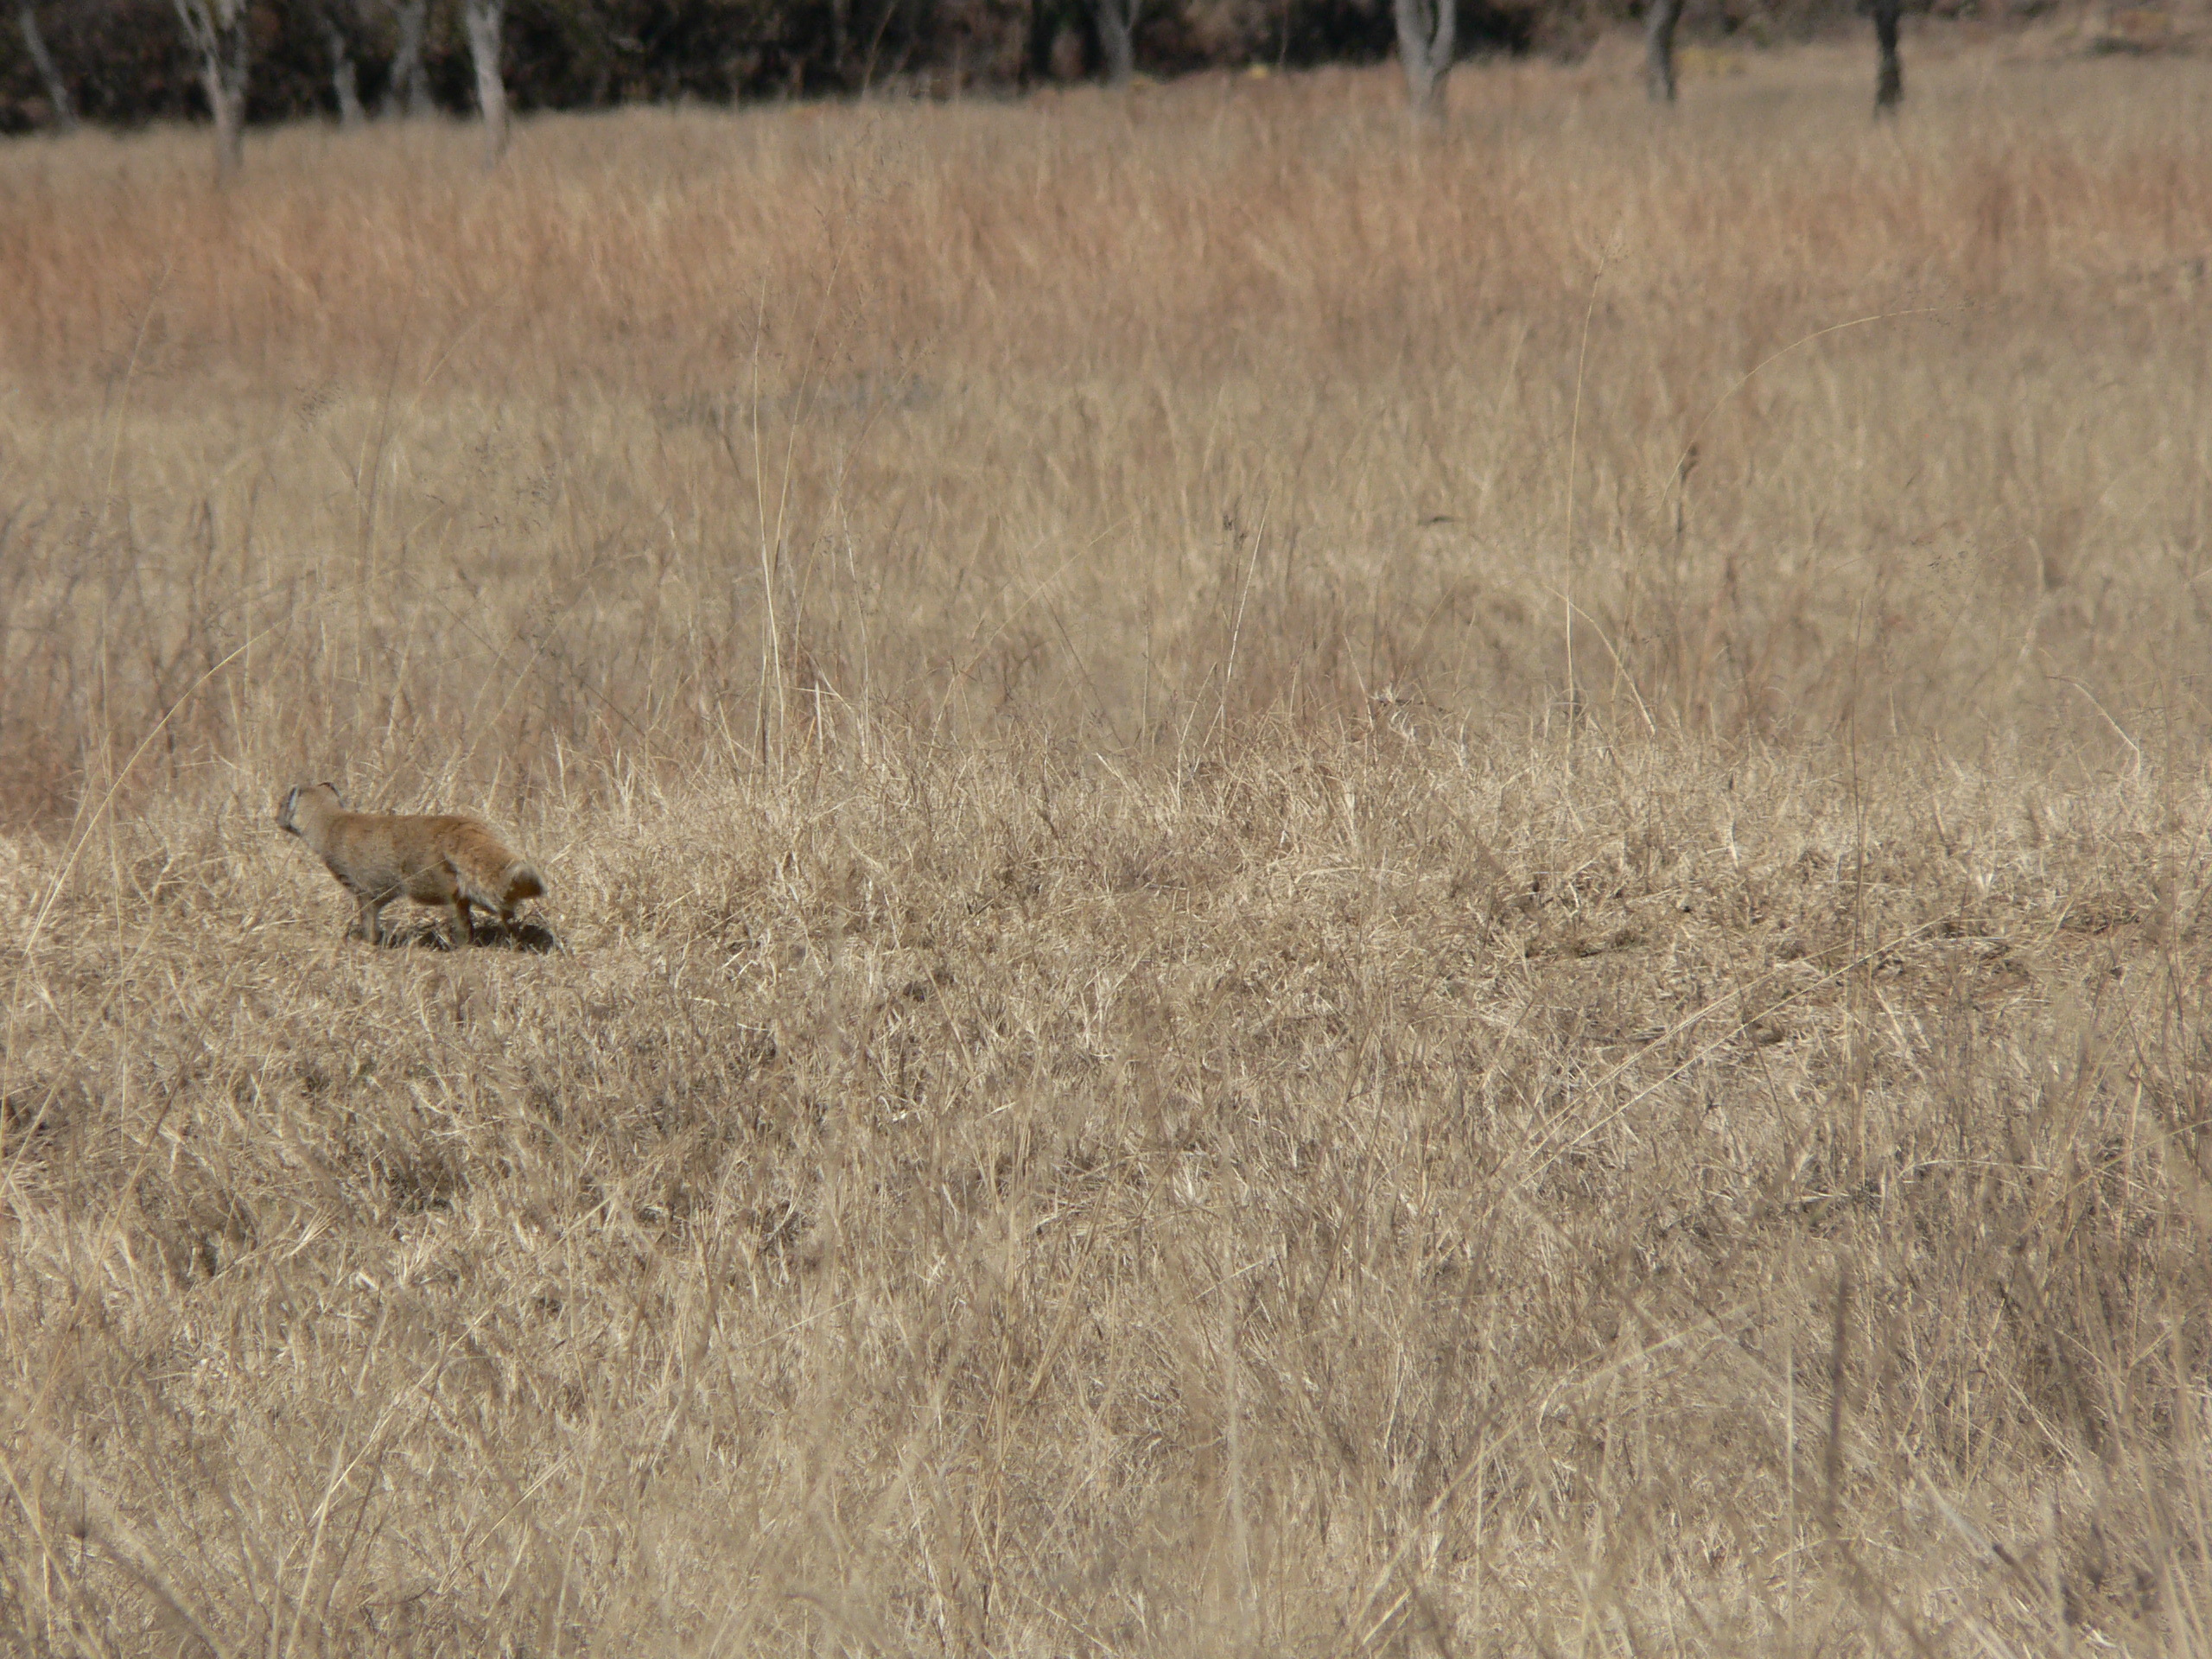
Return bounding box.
[2,35,2211,1656]
[3,42,2210,812]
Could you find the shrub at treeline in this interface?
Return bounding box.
[2,0,1896,129]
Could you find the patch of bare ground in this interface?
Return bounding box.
[3,35,2211,1656]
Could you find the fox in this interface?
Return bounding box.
[276,783,544,950]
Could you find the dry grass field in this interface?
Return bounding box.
[4,33,2212,1656]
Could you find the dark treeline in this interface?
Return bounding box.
[3,0,1874,133]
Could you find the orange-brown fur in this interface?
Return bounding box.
[276,783,544,948]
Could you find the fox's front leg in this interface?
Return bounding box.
[450,897,474,950]
[358,896,386,946]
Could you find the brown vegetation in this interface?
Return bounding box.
[3,39,2211,1654]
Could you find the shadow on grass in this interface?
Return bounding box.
[359,918,563,953]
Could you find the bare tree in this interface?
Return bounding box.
[16,0,77,130]
[1394,0,1452,121]
[1643,0,1681,100]
[385,0,430,117]
[174,0,250,179]
[318,0,365,126]
[1649,0,1903,111]
[1094,0,1135,86]
[461,0,509,163]
[1873,0,1902,110]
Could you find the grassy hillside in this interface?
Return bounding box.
[3,40,2211,1655]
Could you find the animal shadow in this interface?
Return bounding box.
[502,919,563,954]
[359,918,563,953]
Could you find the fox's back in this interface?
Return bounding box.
[319,810,454,897]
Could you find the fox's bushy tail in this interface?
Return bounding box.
[448,845,544,911]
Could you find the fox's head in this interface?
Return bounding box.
[276,782,345,837]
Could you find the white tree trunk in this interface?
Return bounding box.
[174,0,250,179]
[1095,0,1135,86]
[462,0,509,165]
[385,0,429,117]
[321,0,364,127]
[1392,0,1452,122]
[16,1,77,131]
[1644,0,1681,100]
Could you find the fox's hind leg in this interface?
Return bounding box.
[357,895,387,946]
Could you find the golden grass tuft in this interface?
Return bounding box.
[3,36,2211,1655]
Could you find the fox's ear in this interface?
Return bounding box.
[278,786,297,819]
[321,781,346,807]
